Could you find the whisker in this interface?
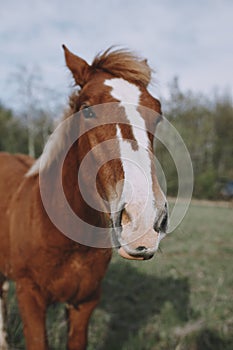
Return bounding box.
[158,246,163,254]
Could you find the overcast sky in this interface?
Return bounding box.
[1,0,232,110]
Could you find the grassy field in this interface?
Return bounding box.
[5,201,233,349]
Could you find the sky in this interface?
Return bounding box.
[1,0,233,111]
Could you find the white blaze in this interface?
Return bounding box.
[105,78,156,229]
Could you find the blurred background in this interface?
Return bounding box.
[1,0,233,349]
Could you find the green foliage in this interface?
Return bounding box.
[213,97,233,179]
[0,102,53,158]
[195,170,218,199]
[0,103,28,154]
[156,78,233,199]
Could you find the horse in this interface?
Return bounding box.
[0,45,168,350]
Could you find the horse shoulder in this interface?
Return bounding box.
[46,246,112,304]
[0,152,34,276]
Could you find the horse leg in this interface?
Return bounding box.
[16,278,48,350]
[0,275,9,350]
[67,291,100,350]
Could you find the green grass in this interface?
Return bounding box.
[5,201,233,349]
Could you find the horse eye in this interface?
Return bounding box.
[82,106,96,119]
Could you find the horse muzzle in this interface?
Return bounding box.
[115,229,160,260]
[111,202,168,261]
[118,246,155,260]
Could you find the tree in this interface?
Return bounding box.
[0,102,28,153]
[156,77,233,199]
[213,93,233,180]
[9,65,60,158]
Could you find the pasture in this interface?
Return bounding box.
[5,200,233,349]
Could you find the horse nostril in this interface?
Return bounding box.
[136,246,147,252]
[154,203,168,233]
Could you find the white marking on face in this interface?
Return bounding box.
[105,78,156,230]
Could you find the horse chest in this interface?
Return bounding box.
[46,249,111,304]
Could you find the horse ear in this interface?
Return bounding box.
[62,45,90,87]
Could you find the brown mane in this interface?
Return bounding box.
[90,47,152,87]
[66,48,153,115]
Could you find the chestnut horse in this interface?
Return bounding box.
[0,46,168,350]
